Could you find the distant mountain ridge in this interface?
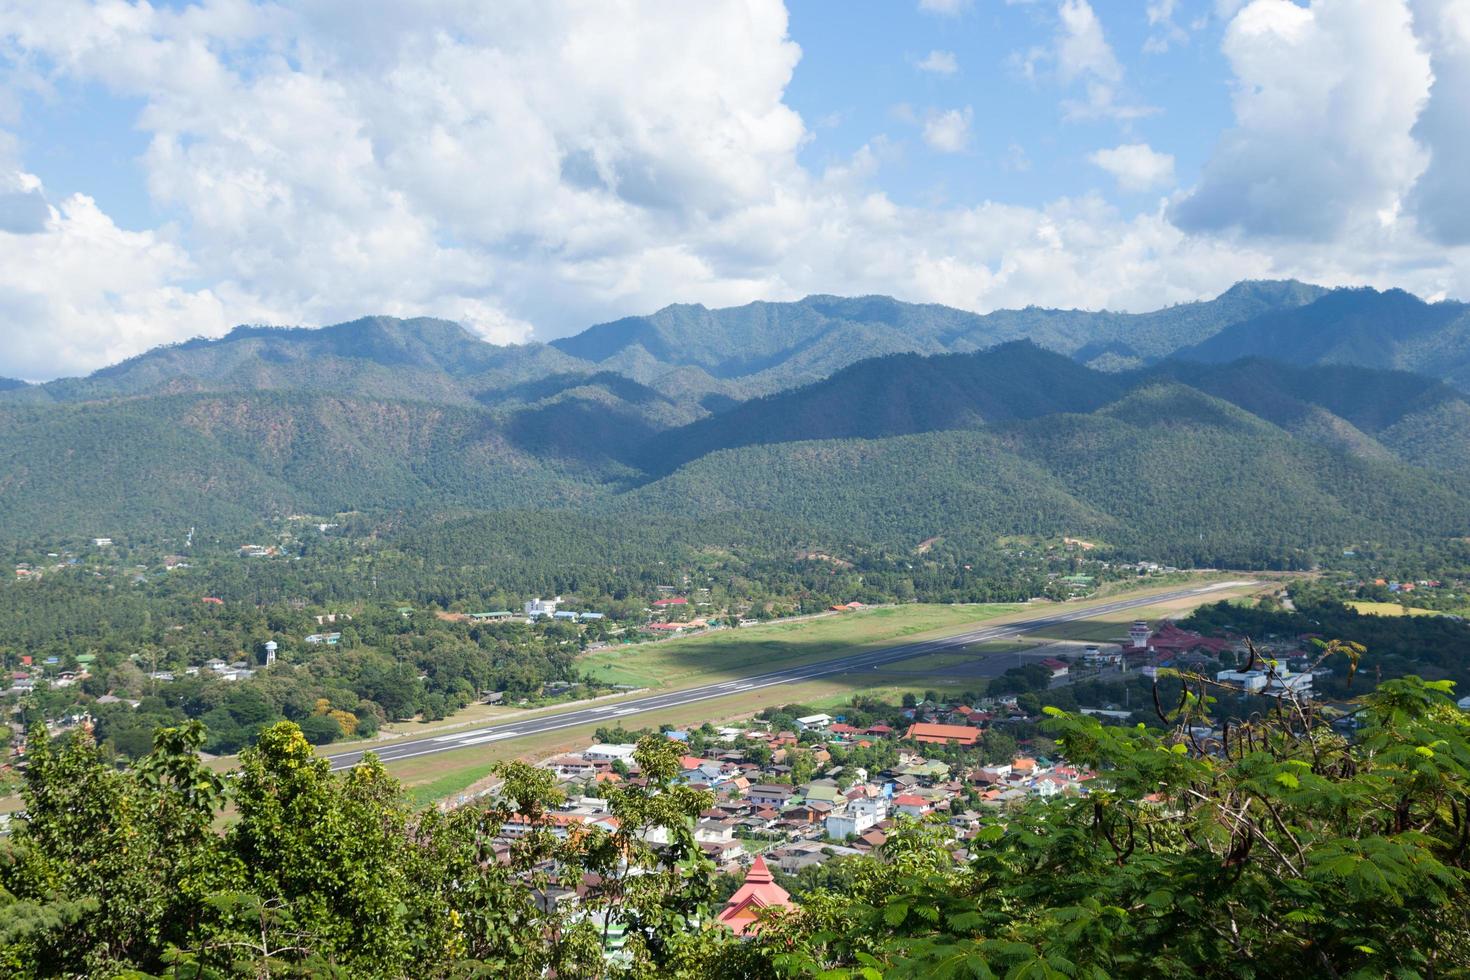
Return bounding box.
[1180,287,1470,389]
[4,279,1470,566]
[1,279,1330,408]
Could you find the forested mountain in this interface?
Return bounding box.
[5,317,589,408]
[1180,287,1470,389]
[554,278,1323,390]
[636,342,1125,472]
[618,382,1469,567]
[0,392,638,539]
[4,280,1470,567]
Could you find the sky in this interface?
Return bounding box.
[1,0,1469,380]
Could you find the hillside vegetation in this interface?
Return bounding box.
[3,281,1470,568]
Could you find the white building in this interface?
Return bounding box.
[1216,669,1269,693]
[1217,666,1314,699]
[584,743,639,764]
[795,713,833,731]
[525,597,562,618]
[825,797,887,839]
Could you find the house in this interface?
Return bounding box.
[652,596,688,608]
[903,722,980,747]
[801,782,844,808]
[794,713,832,732]
[892,794,932,817]
[828,723,863,739]
[304,632,342,645]
[865,724,895,737]
[748,784,795,808]
[695,819,737,844]
[700,838,745,865]
[716,856,792,935]
[1040,657,1069,678]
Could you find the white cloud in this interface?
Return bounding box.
[1019,0,1157,120]
[917,49,959,74]
[0,0,1469,380]
[1056,0,1122,83]
[1089,143,1176,191]
[1174,0,1432,239]
[923,107,973,152]
[0,184,243,381]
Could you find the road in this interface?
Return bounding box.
[325,580,1253,771]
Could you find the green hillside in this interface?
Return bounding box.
[1180,287,1470,388]
[0,392,636,540]
[637,342,1126,472]
[620,383,1469,567]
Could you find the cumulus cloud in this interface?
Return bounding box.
[923,107,973,152]
[0,184,242,381]
[1174,0,1432,239]
[1089,143,1176,191]
[1406,0,1470,244]
[917,49,959,74]
[0,0,1468,380]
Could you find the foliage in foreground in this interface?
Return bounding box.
[1,660,1468,977]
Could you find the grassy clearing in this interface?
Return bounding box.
[1347,600,1444,618]
[579,603,1024,689]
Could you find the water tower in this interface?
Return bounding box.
[263,640,278,666]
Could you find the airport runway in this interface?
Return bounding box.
[325,580,1253,770]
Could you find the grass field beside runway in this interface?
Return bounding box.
[578,603,1026,689]
[376,577,1264,803]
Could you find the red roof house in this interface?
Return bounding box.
[652,597,688,607]
[904,722,980,747]
[716,855,792,935]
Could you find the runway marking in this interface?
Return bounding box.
[433,728,493,742]
[454,731,520,745]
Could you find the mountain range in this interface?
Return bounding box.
[3,280,1469,565]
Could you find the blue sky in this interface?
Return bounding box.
[1,0,1468,379]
